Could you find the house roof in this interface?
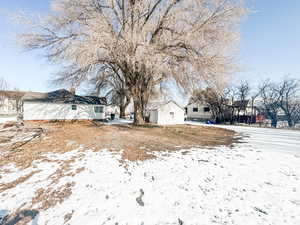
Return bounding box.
[23,89,107,105]
[148,100,183,110]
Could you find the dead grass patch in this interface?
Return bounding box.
[31,182,75,210]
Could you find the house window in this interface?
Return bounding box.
[204,107,210,112]
[170,112,175,118]
[71,105,77,110]
[193,107,198,112]
[94,106,104,113]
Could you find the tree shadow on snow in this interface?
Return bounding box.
[0,209,39,225]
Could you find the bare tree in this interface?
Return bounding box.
[249,90,260,124]
[91,64,131,118]
[259,80,281,128]
[277,78,300,127]
[236,80,250,101]
[234,80,250,122]
[293,102,300,126]
[11,88,25,116]
[226,86,238,124]
[18,0,246,124]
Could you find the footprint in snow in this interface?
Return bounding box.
[136,189,144,207]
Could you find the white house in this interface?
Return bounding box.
[186,102,212,121]
[148,100,185,125]
[22,89,106,121]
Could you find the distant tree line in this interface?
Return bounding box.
[191,77,300,128]
[259,78,300,128]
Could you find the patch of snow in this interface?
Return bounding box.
[105,119,133,125]
[0,162,60,213]
[0,115,17,124]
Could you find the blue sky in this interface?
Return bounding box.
[0,0,300,92]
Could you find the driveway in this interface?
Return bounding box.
[218,125,300,155]
[187,121,300,155]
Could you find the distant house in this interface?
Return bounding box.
[185,102,212,121]
[148,100,185,125]
[232,100,259,123]
[22,89,106,121]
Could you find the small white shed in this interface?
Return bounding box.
[22,89,106,121]
[148,100,185,125]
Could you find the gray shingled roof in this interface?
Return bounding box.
[23,89,107,105]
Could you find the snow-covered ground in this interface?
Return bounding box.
[1,124,300,225]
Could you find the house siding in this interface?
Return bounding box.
[23,102,105,121]
[186,103,212,121]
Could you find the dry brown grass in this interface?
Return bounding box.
[31,182,75,210]
[0,121,235,168]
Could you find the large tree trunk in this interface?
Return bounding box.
[119,105,126,119]
[119,96,127,119]
[127,71,152,125]
[133,99,145,125]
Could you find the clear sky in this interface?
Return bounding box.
[0,0,300,92]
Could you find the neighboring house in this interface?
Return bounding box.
[148,100,185,125]
[22,89,106,121]
[186,102,212,121]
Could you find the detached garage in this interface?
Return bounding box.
[22,89,106,121]
[148,100,185,125]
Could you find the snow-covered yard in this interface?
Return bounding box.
[1,124,300,225]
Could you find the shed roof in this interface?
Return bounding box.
[148,100,183,111]
[23,89,107,105]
